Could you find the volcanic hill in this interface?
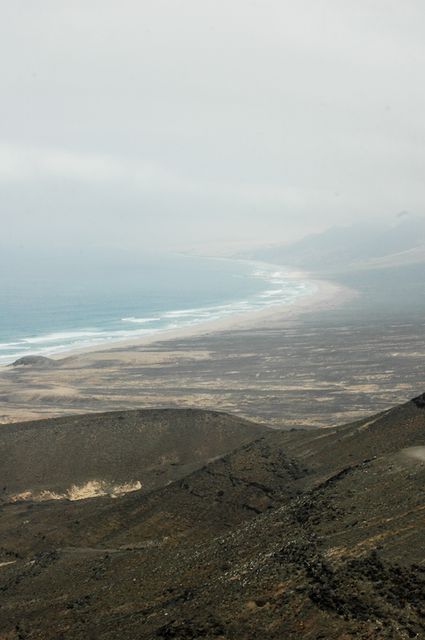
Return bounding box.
[0,397,425,639]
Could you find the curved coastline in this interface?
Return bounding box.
[0,262,353,367]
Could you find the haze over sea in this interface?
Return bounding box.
[0,251,312,365]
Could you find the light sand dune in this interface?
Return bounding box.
[402,447,425,462]
[8,480,143,503]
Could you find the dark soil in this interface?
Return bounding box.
[0,398,424,639]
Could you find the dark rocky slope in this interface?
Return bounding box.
[0,408,264,501]
[0,397,424,639]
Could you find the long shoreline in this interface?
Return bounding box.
[0,270,358,426]
[2,266,424,429]
[3,271,354,366]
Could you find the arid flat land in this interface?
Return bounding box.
[1,269,424,428]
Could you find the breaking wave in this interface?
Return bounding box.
[0,260,315,365]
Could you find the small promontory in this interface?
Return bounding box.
[11,355,58,368]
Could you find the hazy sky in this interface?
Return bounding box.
[1,1,424,252]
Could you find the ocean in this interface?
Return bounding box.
[0,250,313,365]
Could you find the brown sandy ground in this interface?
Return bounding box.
[0,312,424,428]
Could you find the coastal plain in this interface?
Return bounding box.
[1,271,424,428]
[1,234,425,638]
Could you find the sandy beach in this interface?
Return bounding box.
[34,272,349,359]
[1,271,424,428]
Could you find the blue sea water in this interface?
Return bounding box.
[0,250,313,365]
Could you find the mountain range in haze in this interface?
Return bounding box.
[246,215,425,272]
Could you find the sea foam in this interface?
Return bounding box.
[0,258,314,365]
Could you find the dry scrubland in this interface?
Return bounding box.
[1,313,424,429]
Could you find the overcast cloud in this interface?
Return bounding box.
[1,1,424,252]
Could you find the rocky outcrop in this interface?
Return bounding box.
[11,355,58,368]
[412,391,425,408]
